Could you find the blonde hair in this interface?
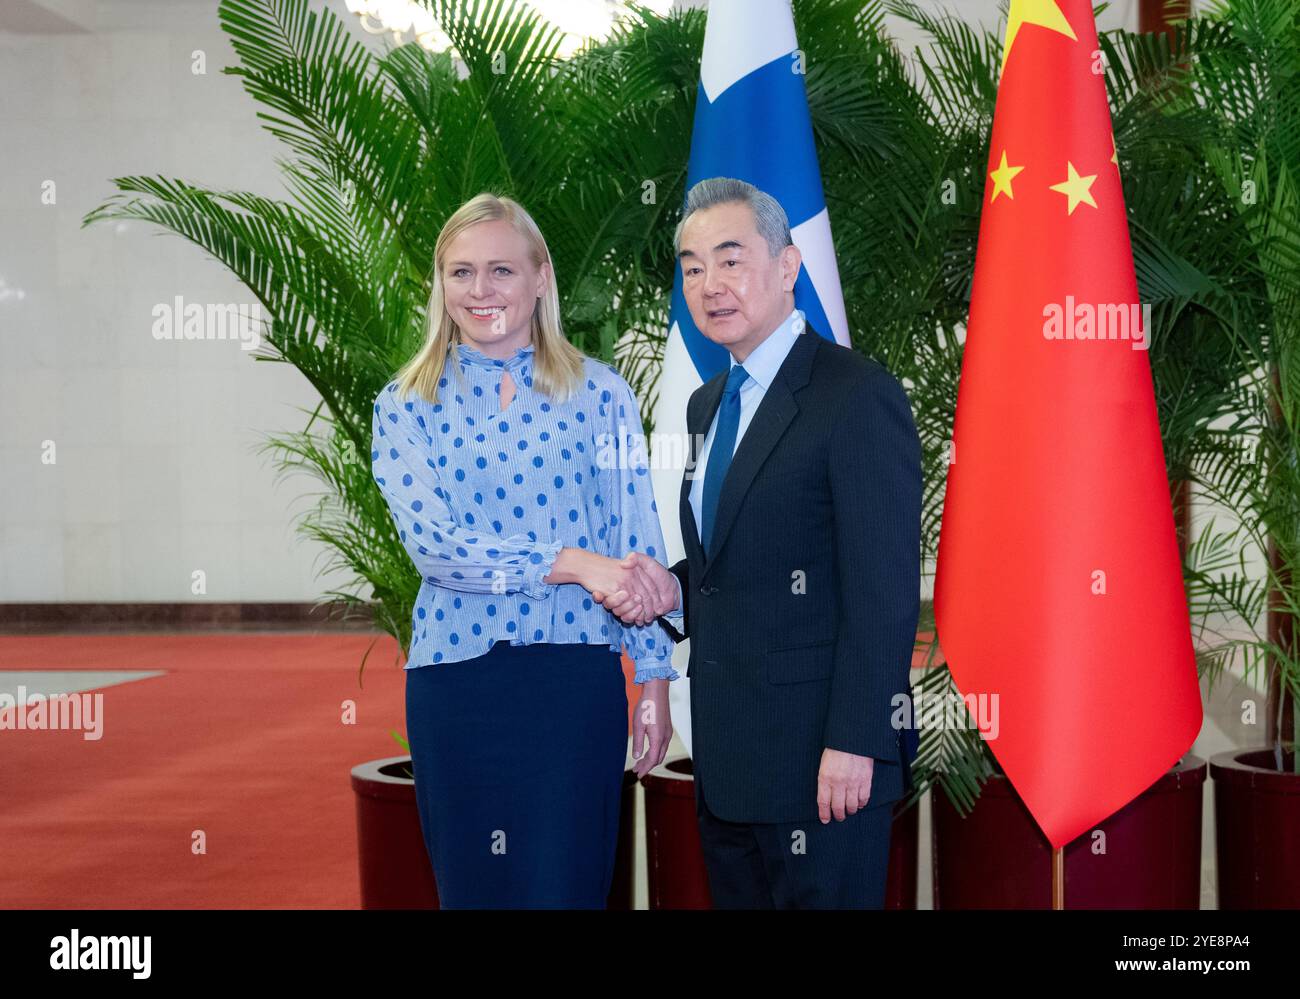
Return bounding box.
[393,192,585,405]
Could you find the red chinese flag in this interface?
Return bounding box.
[933,0,1202,850]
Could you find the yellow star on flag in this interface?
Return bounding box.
[1001,0,1078,74]
[1111,134,1120,166]
[1049,161,1098,214]
[988,150,1025,203]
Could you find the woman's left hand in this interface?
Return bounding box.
[630,679,672,777]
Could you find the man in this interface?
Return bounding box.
[599,177,921,909]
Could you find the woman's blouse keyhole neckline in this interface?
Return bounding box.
[455,340,532,416]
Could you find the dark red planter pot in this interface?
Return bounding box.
[351,756,640,909]
[351,756,438,909]
[1211,748,1300,909]
[641,758,712,908]
[641,756,919,908]
[933,754,1206,909]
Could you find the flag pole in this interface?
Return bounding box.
[1052,846,1065,909]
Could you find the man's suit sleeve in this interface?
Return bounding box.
[657,389,696,647]
[657,557,690,643]
[823,368,921,761]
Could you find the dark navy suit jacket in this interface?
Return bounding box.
[658,324,921,824]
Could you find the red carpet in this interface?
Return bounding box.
[0,633,410,908]
[0,633,641,909]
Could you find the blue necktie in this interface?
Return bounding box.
[700,364,750,554]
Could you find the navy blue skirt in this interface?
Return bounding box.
[405,640,628,908]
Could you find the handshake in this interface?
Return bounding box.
[590,551,680,627]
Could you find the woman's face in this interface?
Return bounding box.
[441,219,548,358]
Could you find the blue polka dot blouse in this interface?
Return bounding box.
[370,340,680,684]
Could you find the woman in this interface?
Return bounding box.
[370,192,679,909]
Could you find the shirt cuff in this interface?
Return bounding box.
[520,540,565,599]
[662,573,685,622]
[633,661,680,685]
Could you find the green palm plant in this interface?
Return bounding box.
[1175,0,1300,771]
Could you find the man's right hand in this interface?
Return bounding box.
[598,552,679,624]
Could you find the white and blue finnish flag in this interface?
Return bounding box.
[652,0,848,757]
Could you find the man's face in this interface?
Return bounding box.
[677,200,800,359]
